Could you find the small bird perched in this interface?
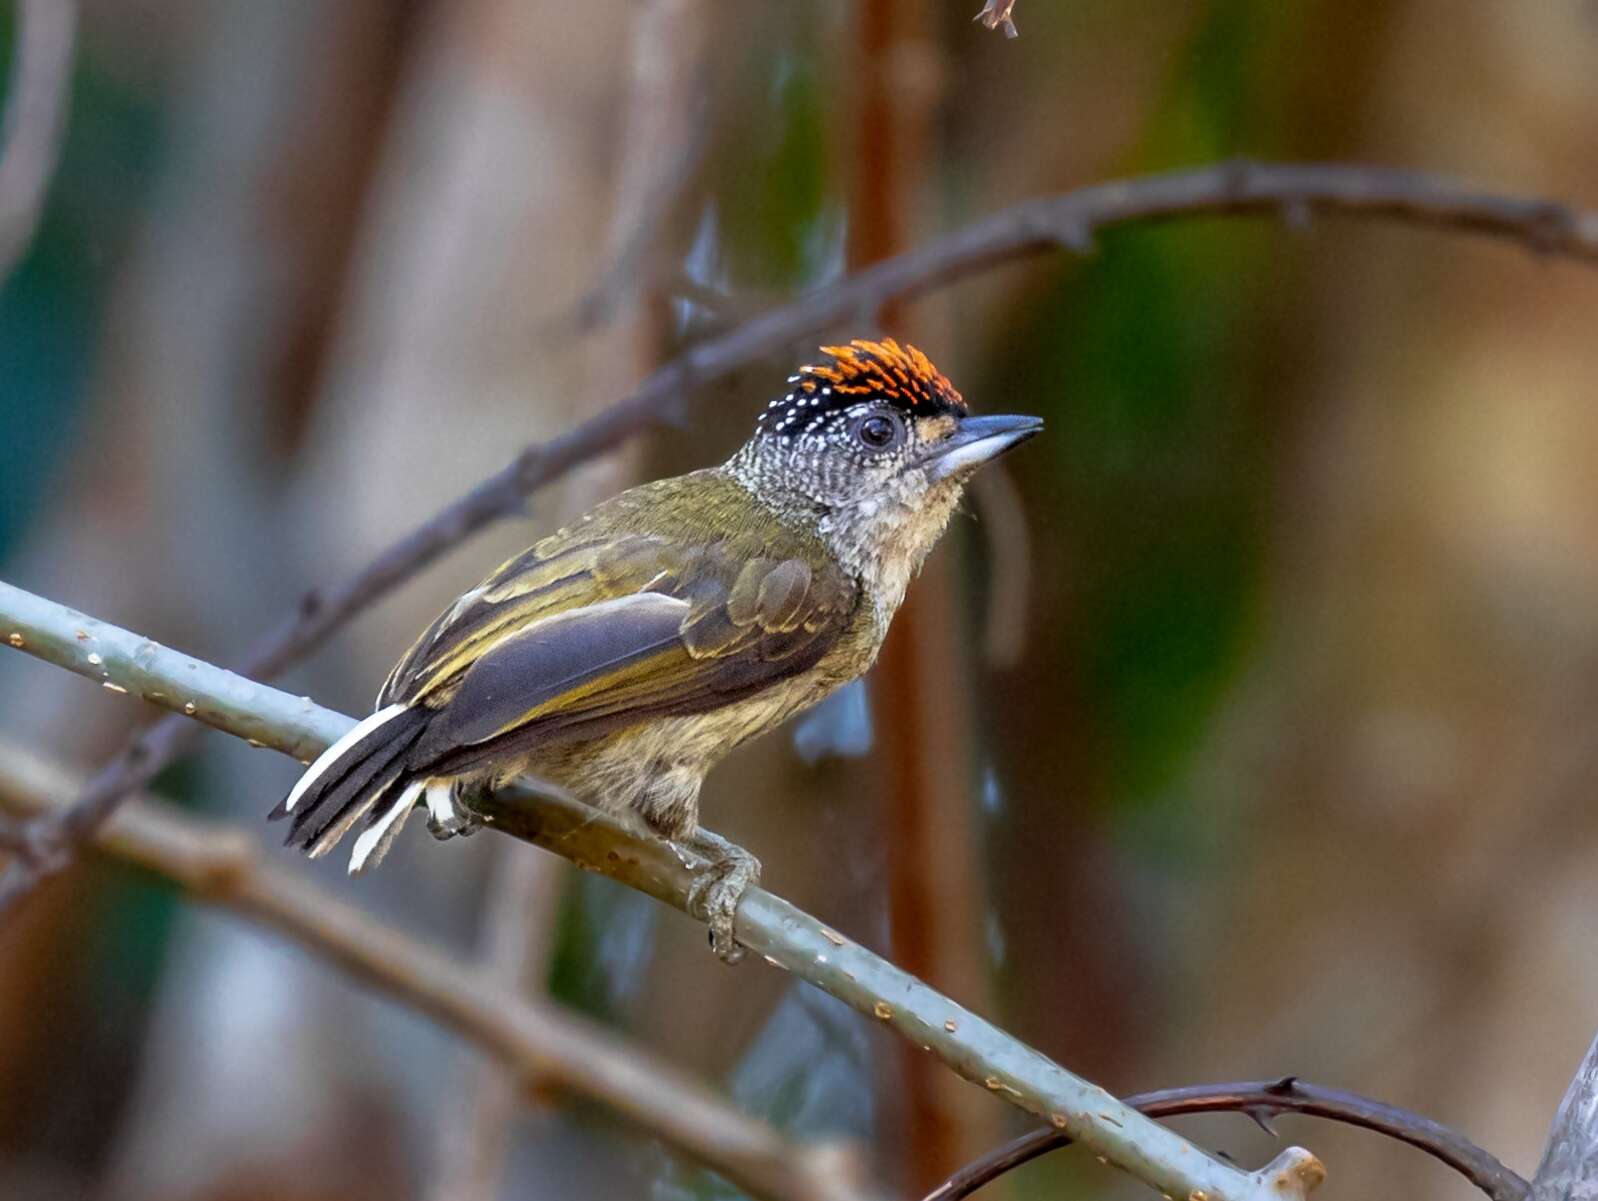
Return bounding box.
[272,339,1040,959]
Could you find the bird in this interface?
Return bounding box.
[270,339,1042,959]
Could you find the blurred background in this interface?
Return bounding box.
[4,1,1598,1199]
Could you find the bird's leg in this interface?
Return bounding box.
[425,778,481,840]
[678,827,761,964]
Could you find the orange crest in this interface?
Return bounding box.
[760,338,966,437]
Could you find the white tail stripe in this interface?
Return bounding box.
[425,779,457,827]
[349,778,424,874]
[283,704,406,813]
[306,767,402,859]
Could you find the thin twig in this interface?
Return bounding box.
[0,579,1325,1201]
[0,0,78,281]
[971,1,1018,39]
[0,742,875,1201]
[968,466,1031,669]
[9,159,1598,909]
[923,1076,1530,1201]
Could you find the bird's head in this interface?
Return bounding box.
[729,339,1042,602]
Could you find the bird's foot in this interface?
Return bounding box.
[679,828,760,965]
[423,779,480,841]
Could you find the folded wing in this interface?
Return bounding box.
[402,551,856,778]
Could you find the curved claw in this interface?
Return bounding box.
[679,830,761,964]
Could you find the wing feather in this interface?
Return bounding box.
[422,593,691,749]
[756,559,812,630]
[378,534,679,706]
[386,545,857,780]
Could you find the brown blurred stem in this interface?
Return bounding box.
[428,4,700,1196]
[0,0,77,282]
[8,158,1598,912]
[851,0,1001,1183]
[923,1076,1530,1201]
[0,744,875,1201]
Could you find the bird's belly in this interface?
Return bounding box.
[521,666,855,837]
[506,604,885,838]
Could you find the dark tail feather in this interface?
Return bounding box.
[295,732,416,855]
[271,705,430,860]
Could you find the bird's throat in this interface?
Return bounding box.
[815,476,964,624]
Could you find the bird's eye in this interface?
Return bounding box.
[853,412,903,451]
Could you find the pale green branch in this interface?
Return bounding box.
[0,578,1323,1201]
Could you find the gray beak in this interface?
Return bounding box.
[925,413,1045,482]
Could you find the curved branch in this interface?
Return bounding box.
[924,1077,1530,1201]
[0,0,78,281]
[0,579,1324,1201]
[9,159,1598,908]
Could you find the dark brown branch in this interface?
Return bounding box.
[0,0,77,281]
[923,1076,1531,1201]
[8,159,1598,910]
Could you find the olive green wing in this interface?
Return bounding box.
[378,532,683,708]
[399,552,858,778]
